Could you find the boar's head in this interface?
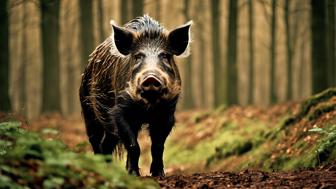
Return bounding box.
[110,16,192,106]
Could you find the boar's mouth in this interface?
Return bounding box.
[140,89,164,103]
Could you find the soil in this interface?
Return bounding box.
[155,164,336,188]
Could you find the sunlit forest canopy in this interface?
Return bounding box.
[0,0,335,119]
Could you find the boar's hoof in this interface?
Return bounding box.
[151,170,165,177]
[128,168,141,176]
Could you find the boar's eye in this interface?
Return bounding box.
[134,53,145,61]
[159,53,171,61]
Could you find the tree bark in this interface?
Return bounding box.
[19,1,28,115]
[226,0,239,105]
[327,0,335,86]
[120,0,130,24]
[196,0,206,108]
[132,0,143,18]
[97,0,105,42]
[156,0,161,21]
[270,0,277,104]
[79,0,94,70]
[211,0,223,107]
[247,0,254,104]
[0,0,11,112]
[182,0,194,109]
[40,0,61,113]
[285,0,293,100]
[311,0,328,93]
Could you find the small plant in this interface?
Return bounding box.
[309,125,336,164]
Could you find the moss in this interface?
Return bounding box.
[165,125,239,166]
[308,104,336,121]
[283,87,336,127]
[205,140,253,167]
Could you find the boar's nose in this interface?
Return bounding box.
[141,76,163,92]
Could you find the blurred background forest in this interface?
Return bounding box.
[0,0,335,120]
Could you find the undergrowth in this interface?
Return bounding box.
[0,121,159,189]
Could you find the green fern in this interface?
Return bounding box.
[309,125,336,164]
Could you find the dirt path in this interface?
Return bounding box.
[155,165,336,188]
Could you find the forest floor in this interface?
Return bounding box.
[156,165,336,188]
[1,88,336,188]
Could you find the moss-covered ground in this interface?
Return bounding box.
[161,88,336,173]
[0,121,159,189]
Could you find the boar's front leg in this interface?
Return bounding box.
[149,115,174,177]
[109,106,141,176]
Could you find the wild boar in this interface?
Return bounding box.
[79,15,192,176]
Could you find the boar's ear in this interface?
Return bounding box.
[110,20,135,56]
[168,21,192,57]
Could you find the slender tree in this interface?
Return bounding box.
[97,0,105,42]
[19,1,28,115]
[270,0,277,104]
[40,0,61,113]
[79,0,94,70]
[182,0,194,109]
[327,0,335,86]
[247,0,255,104]
[211,0,223,107]
[156,0,161,21]
[0,0,11,112]
[120,0,131,24]
[226,0,239,105]
[196,0,206,107]
[132,0,144,18]
[284,0,293,100]
[66,25,76,114]
[311,0,328,93]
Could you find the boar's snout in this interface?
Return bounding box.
[140,74,166,102]
[141,76,162,90]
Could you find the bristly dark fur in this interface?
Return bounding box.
[124,15,164,33]
[123,15,170,54]
[79,15,189,176]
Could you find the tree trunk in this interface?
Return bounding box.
[97,0,105,42]
[66,31,76,114]
[182,0,194,109]
[40,0,61,113]
[270,0,277,104]
[156,0,161,21]
[79,0,94,70]
[311,0,328,93]
[0,0,11,112]
[120,0,131,24]
[132,0,143,18]
[211,0,223,107]
[19,1,28,115]
[327,0,335,86]
[67,60,75,114]
[285,0,293,100]
[247,0,254,104]
[226,0,239,105]
[197,0,206,108]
